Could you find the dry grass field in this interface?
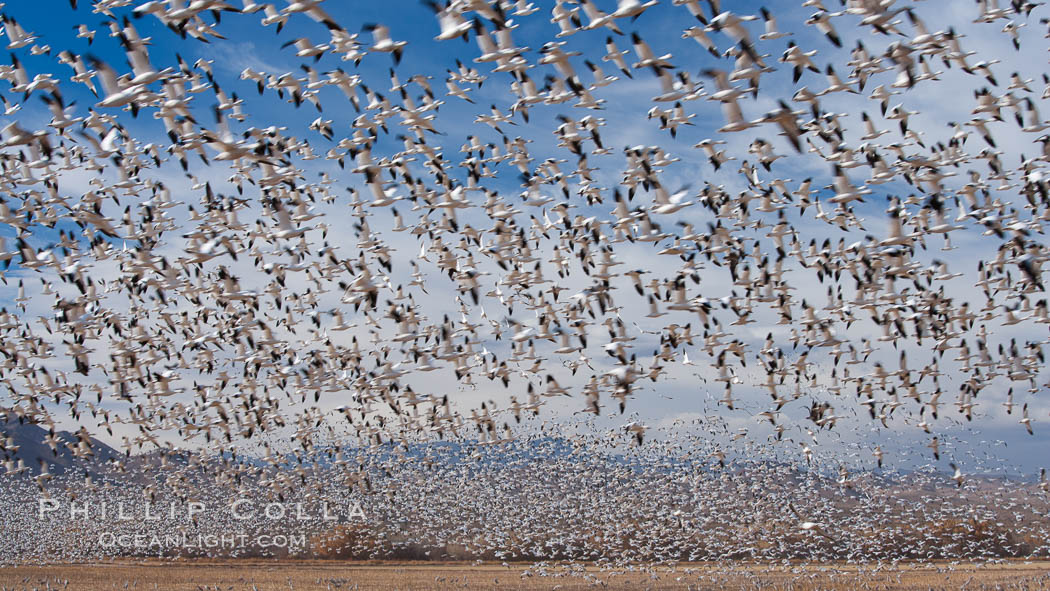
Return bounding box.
[0,560,1048,590]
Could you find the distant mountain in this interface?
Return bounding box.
[0,410,120,476]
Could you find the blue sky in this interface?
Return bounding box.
[0,0,1048,476]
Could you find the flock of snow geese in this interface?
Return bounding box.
[2,429,1050,564]
[0,0,1049,565]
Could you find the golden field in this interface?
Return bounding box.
[0,560,1048,590]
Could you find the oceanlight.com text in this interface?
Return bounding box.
[97,532,308,550]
